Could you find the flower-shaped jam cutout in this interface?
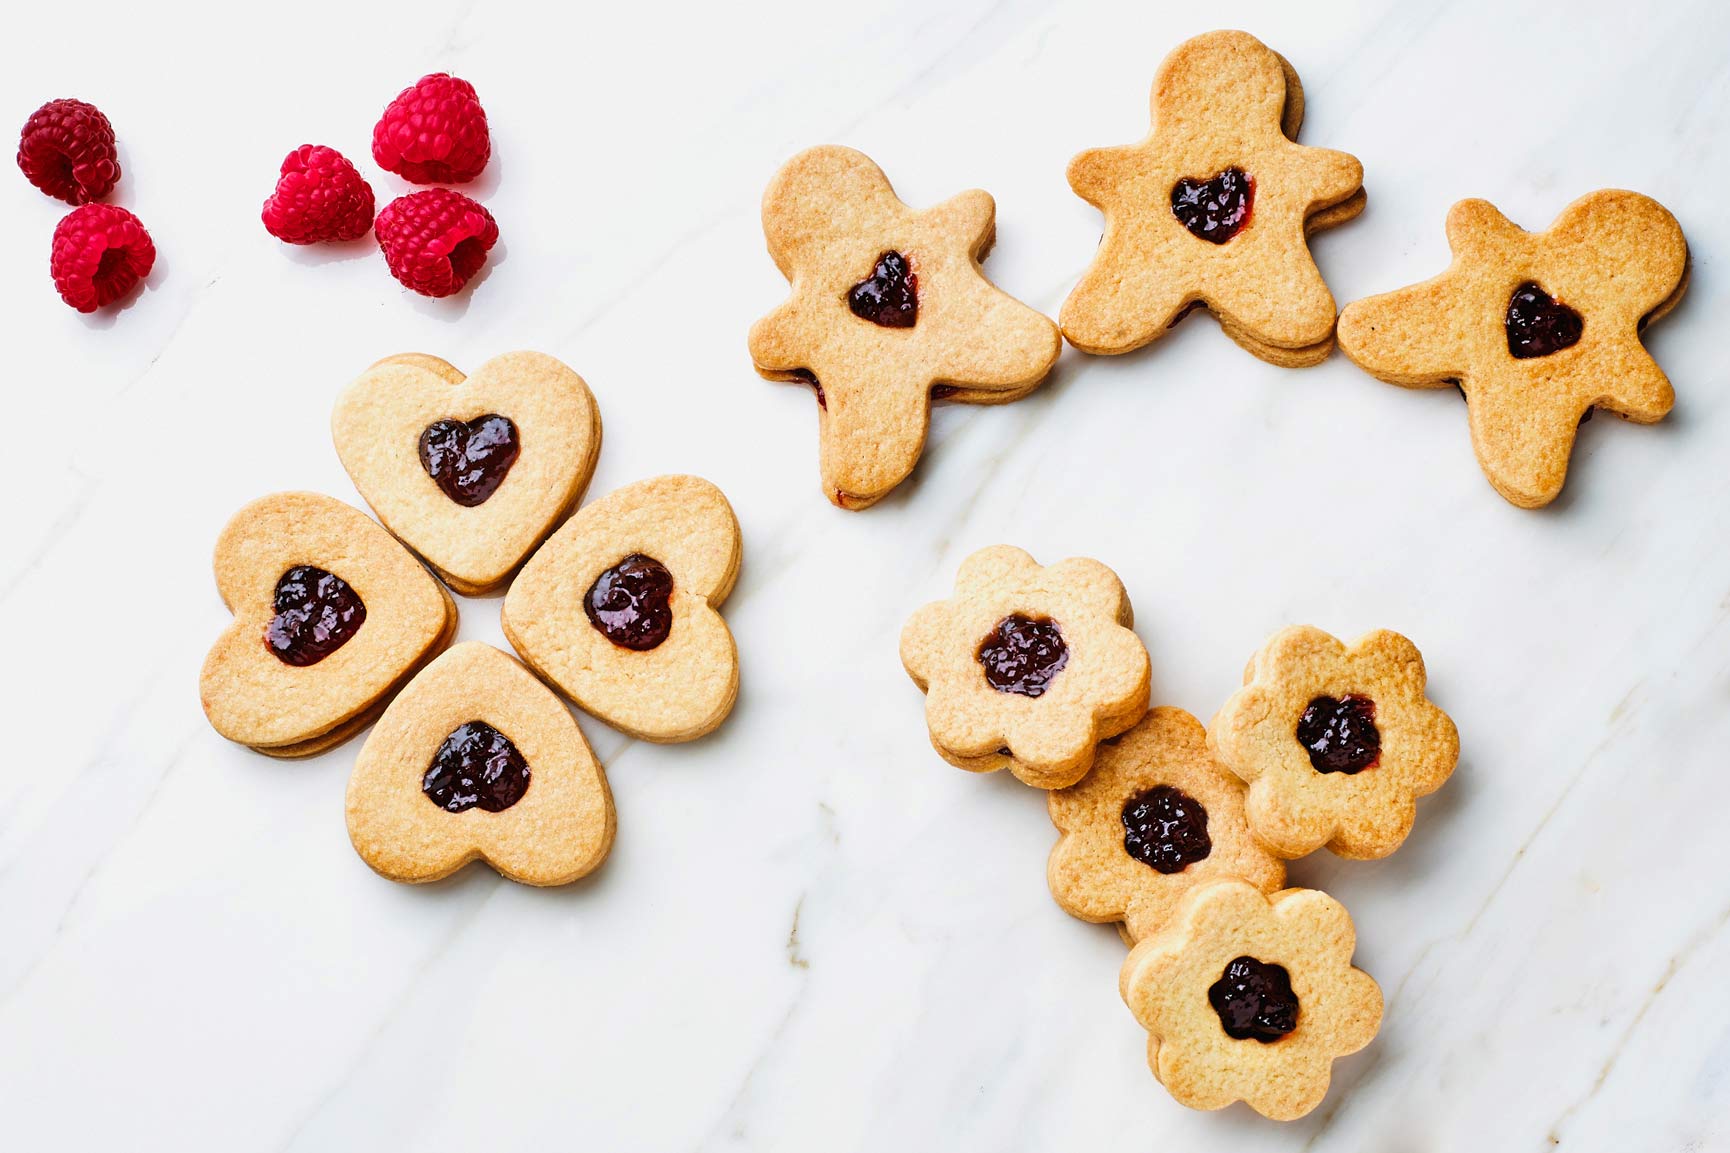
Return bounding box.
[901,545,1150,789]
[1048,708,1284,941]
[1120,880,1382,1120]
[1209,626,1458,860]
[1337,190,1688,508]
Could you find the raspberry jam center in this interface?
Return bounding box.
[976,614,1069,697]
[264,565,366,667]
[418,414,521,507]
[421,721,531,813]
[847,251,918,328]
[1121,785,1212,874]
[1296,694,1381,774]
[1171,168,1254,244]
[1506,281,1583,359]
[1209,956,1299,1043]
[585,554,675,651]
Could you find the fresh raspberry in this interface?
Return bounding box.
[261,145,376,244]
[50,203,155,313]
[371,73,491,184]
[17,98,121,204]
[374,189,498,297]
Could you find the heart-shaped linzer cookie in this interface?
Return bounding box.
[332,351,602,595]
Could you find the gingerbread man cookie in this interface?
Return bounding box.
[1061,30,1364,367]
[332,351,602,595]
[1209,626,1458,860]
[346,642,615,886]
[200,492,455,757]
[502,475,741,743]
[900,545,1150,790]
[1121,879,1382,1120]
[748,145,1061,509]
[1047,707,1284,942]
[1337,190,1688,507]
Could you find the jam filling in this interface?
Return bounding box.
[264,565,365,667]
[1121,785,1212,874]
[976,614,1069,697]
[847,250,918,328]
[418,414,521,507]
[1506,281,1583,359]
[1209,956,1299,1043]
[1171,168,1253,244]
[1296,694,1381,775]
[788,367,825,409]
[585,553,674,651]
[422,720,531,813]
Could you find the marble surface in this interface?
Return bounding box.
[3,1,1727,1148]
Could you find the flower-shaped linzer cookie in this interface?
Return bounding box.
[1048,707,1284,941]
[1121,879,1382,1120]
[1061,30,1364,366]
[1337,190,1688,507]
[900,545,1150,789]
[1209,626,1458,860]
[748,145,1061,510]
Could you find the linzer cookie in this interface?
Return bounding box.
[200,492,455,757]
[748,145,1061,509]
[332,351,602,594]
[502,475,741,743]
[1047,708,1284,942]
[346,642,616,886]
[900,545,1150,790]
[1337,191,1688,507]
[1209,626,1458,860]
[1061,30,1364,366]
[1120,879,1382,1120]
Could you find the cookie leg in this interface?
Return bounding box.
[817,378,933,510]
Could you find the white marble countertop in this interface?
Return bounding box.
[4,0,1727,1148]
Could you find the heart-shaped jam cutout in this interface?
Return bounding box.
[976,614,1069,697]
[1121,784,1212,874]
[1296,694,1380,774]
[418,414,521,507]
[1170,167,1254,244]
[264,565,366,667]
[421,720,531,813]
[1505,281,1583,359]
[1209,956,1299,1043]
[585,553,675,651]
[847,250,918,328]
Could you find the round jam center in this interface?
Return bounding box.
[1171,167,1253,244]
[1208,956,1299,1043]
[1296,694,1381,774]
[1121,785,1212,874]
[1505,281,1583,359]
[847,250,918,328]
[976,614,1069,698]
[421,720,531,813]
[584,554,674,651]
[418,413,521,507]
[264,565,366,667]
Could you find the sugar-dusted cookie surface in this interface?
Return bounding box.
[748,145,1061,510]
[1209,626,1458,860]
[346,642,615,886]
[1047,707,1283,942]
[332,350,602,594]
[200,492,454,754]
[1121,879,1382,1121]
[1337,191,1688,508]
[900,545,1150,790]
[1061,30,1363,366]
[502,475,741,743]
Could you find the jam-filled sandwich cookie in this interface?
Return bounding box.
[1047,708,1284,942]
[503,475,741,743]
[1337,191,1688,508]
[1121,879,1381,1120]
[200,492,456,757]
[748,145,1061,510]
[1061,30,1363,367]
[346,642,615,886]
[900,545,1151,790]
[1209,626,1458,860]
[332,351,602,594]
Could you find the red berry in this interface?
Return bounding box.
[371,73,491,185]
[17,98,121,205]
[50,203,155,313]
[375,189,498,297]
[261,145,375,244]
